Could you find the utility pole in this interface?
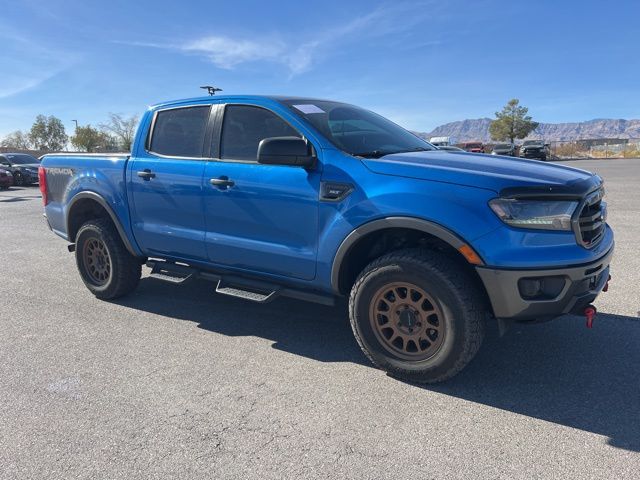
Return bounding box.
[71,119,79,131]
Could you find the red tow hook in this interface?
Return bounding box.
[603,274,612,292]
[584,305,597,329]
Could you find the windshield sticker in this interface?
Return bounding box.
[293,104,325,114]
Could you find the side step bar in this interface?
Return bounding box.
[145,260,335,306]
[215,280,277,303]
[149,261,194,284]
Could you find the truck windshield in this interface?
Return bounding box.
[279,99,435,158]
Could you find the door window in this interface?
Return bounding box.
[149,106,210,157]
[220,105,300,162]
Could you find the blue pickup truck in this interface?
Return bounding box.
[40,95,613,383]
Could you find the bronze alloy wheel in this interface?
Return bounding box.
[82,237,112,286]
[369,282,445,361]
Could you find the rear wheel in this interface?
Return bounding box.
[349,249,487,383]
[75,218,141,299]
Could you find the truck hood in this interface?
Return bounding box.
[362,150,594,193]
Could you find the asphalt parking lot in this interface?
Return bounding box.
[1,159,639,479]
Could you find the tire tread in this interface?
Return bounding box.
[76,218,141,299]
[349,248,486,383]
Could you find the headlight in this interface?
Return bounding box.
[489,198,578,231]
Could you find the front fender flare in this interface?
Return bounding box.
[330,216,480,293]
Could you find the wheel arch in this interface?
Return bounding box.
[66,192,140,257]
[331,217,485,296]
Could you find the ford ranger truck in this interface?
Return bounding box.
[39,96,613,383]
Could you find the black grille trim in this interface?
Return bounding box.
[573,187,606,248]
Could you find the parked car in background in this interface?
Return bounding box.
[0,153,41,186]
[437,146,465,152]
[520,140,550,161]
[491,143,517,156]
[461,142,484,153]
[0,167,14,190]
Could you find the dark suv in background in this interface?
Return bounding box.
[491,143,517,156]
[0,153,41,186]
[520,140,550,161]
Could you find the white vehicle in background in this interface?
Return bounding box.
[429,136,457,147]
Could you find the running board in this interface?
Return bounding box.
[148,261,194,284]
[215,280,278,303]
[145,260,335,306]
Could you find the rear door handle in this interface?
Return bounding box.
[209,176,235,189]
[137,169,156,180]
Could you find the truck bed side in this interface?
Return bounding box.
[41,153,141,255]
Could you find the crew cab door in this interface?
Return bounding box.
[128,104,212,261]
[202,103,320,280]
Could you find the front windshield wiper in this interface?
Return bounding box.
[405,147,433,152]
[353,150,388,158]
[354,147,433,158]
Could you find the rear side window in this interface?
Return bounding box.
[149,106,210,157]
[220,105,300,161]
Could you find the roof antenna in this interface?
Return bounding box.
[200,85,222,96]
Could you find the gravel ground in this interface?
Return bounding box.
[0,158,638,479]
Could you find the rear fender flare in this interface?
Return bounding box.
[66,191,141,257]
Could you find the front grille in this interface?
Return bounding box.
[576,188,606,248]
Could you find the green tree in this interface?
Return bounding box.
[0,130,32,149]
[71,125,115,153]
[29,115,68,151]
[99,113,139,151]
[489,99,539,144]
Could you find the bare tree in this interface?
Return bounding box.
[100,113,139,152]
[0,130,32,149]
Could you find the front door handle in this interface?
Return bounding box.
[137,169,156,180]
[209,176,235,189]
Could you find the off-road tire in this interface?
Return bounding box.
[75,218,141,299]
[349,248,487,383]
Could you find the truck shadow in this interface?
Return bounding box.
[117,277,640,452]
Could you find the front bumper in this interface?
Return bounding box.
[476,246,613,321]
[521,150,544,158]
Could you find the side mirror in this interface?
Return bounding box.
[257,136,315,168]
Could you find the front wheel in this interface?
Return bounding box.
[75,218,141,299]
[349,249,487,383]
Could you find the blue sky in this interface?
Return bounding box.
[1,0,639,138]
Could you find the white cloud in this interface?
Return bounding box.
[182,36,285,69]
[118,2,436,76]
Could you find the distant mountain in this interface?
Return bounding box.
[415,118,640,143]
